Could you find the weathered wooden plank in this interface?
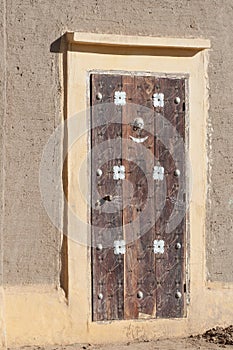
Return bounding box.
[91,74,124,321]
[121,75,139,319]
[122,75,156,319]
[155,78,186,318]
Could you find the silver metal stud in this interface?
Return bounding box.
[174,169,180,177]
[98,293,103,300]
[96,200,101,207]
[96,168,103,177]
[175,242,182,250]
[174,97,181,104]
[137,291,143,299]
[175,291,182,299]
[96,243,103,251]
[96,92,102,100]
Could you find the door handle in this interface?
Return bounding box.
[103,195,113,202]
[95,195,113,207]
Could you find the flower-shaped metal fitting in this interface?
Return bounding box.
[153,166,164,181]
[114,240,126,255]
[153,93,164,107]
[114,91,126,106]
[113,165,125,180]
[153,240,165,254]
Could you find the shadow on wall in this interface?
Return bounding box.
[50,35,67,53]
[50,33,201,57]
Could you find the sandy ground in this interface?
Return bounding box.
[9,338,233,350]
[9,326,233,350]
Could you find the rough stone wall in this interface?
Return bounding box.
[0,0,232,284]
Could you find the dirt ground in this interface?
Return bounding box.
[8,339,232,350]
[9,326,233,350]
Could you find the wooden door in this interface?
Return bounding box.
[91,73,187,321]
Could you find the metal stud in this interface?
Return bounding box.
[174,169,180,177]
[175,242,182,250]
[96,243,103,251]
[137,291,143,299]
[98,293,103,300]
[96,168,103,177]
[175,291,182,299]
[174,97,181,104]
[96,200,101,207]
[96,92,102,100]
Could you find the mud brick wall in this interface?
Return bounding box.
[0,0,232,284]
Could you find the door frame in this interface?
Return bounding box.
[65,32,211,341]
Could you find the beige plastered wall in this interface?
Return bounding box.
[2,33,233,347]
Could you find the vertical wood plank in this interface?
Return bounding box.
[91,74,124,321]
[155,78,186,318]
[122,75,138,319]
[122,75,156,319]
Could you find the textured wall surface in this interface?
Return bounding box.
[0,0,5,287]
[0,0,232,284]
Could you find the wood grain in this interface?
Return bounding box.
[122,76,156,319]
[91,73,187,321]
[91,74,124,321]
[155,78,186,318]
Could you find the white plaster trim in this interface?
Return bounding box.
[66,32,211,50]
